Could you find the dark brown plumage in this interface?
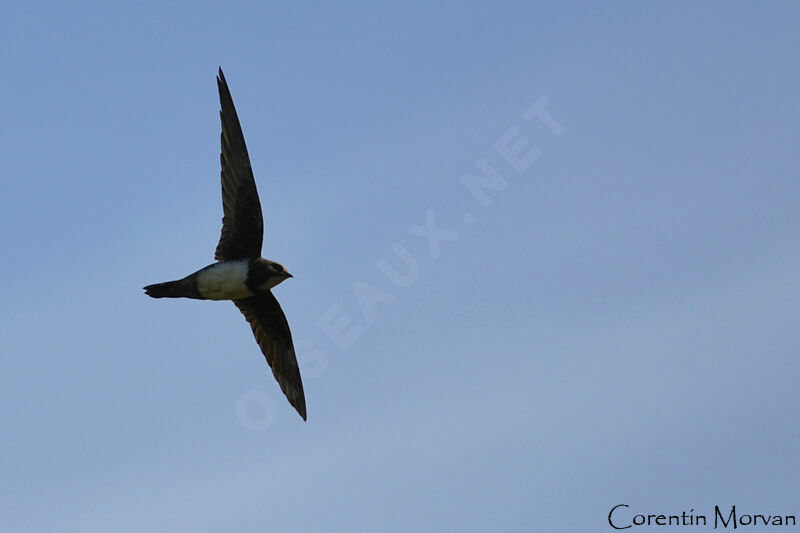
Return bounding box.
[216,68,306,420]
[145,68,306,420]
[234,292,306,420]
[215,69,264,262]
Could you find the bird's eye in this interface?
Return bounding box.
[275,265,283,272]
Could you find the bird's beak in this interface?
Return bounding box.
[286,272,293,278]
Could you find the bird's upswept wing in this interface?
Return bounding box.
[234,292,307,420]
[215,68,264,261]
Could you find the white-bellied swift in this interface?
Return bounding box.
[144,68,306,420]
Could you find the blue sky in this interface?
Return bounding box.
[1,2,799,531]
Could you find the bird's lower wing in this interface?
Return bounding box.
[233,292,307,420]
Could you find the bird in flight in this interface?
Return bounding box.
[144,68,306,420]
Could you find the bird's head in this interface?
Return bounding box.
[253,258,293,291]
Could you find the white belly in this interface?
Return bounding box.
[197,261,254,300]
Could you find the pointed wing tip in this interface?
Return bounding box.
[278,385,306,421]
[288,390,307,421]
[217,68,228,93]
[281,374,307,421]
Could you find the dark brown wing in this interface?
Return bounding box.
[215,68,264,261]
[234,292,306,420]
